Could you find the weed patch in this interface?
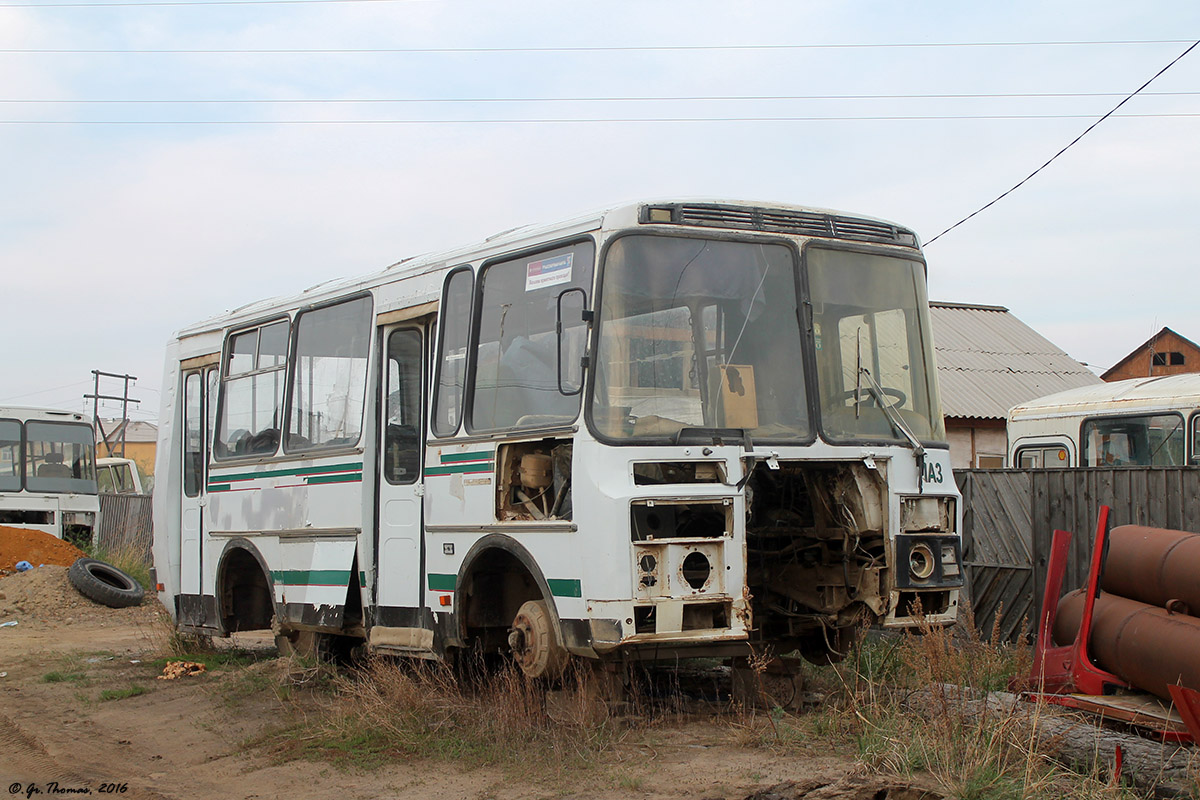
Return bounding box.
[100,684,148,702]
[85,542,151,592]
[761,606,1148,800]
[41,671,89,684]
[264,657,624,782]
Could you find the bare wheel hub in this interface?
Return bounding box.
[508,599,569,679]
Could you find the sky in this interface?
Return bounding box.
[2,0,1198,423]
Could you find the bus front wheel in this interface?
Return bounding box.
[508,600,568,680]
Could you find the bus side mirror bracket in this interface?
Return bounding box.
[556,288,589,397]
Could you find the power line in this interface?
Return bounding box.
[3,112,1199,125]
[3,90,1199,104]
[924,39,1200,246]
[0,39,1192,50]
[0,380,93,403]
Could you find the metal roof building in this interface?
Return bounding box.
[929,302,1102,468]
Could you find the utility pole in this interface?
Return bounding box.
[84,371,140,458]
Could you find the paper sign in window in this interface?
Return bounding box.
[525,253,573,292]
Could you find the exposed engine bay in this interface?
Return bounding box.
[744,461,890,659]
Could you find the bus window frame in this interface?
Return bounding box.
[586,228,817,447]
[282,292,374,456]
[381,326,426,486]
[0,417,23,492]
[1190,411,1200,465]
[1078,411,1188,467]
[1013,441,1072,469]
[465,236,595,437]
[431,265,475,439]
[213,313,292,462]
[803,240,946,450]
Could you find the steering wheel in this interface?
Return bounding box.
[837,386,907,407]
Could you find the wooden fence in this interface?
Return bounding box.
[955,467,1200,642]
[96,493,153,560]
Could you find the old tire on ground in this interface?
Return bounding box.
[508,599,569,680]
[67,557,145,608]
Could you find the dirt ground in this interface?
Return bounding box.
[0,566,938,800]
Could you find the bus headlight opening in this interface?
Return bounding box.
[909,543,936,581]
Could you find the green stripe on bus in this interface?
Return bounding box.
[208,484,232,493]
[439,450,494,464]
[305,472,363,486]
[547,579,582,598]
[272,569,366,587]
[426,462,494,476]
[427,573,577,598]
[209,461,364,484]
[428,573,457,591]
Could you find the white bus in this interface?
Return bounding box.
[0,406,100,545]
[1007,373,1200,468]
[152,199,962,675]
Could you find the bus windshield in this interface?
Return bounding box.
[23,420,97,494]
[807,247,944,444]
[591,235,809,441]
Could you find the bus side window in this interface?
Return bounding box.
[432,268,473,437]
[286,295,373,452]
[184,372,202,497]
[1192,414,1200,464]
[0,419,20,492]
[469,242,594,433]
[216,319,289,458]
[384,329,422,484]
[1015,445,1068,469]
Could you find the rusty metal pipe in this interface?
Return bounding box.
[1102,525,1200,616]
[1053,589,1200,701]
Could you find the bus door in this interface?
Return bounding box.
[376,327,426,616]
[179,368,214,625]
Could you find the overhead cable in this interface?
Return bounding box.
[924,39,1200,246]
[2,90,1199,104]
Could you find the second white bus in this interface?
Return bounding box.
[1008,373,1200,468]
[0,406,99,544]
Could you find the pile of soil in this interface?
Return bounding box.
[0,564,162,629]
[0,525,86,571]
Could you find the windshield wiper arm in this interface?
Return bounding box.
[858,366,927,490]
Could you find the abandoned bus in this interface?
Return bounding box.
[152,199,962,675]
[1008,373,1200,468]
[0,406,99,544]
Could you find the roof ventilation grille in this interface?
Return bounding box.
[640,203,918,248]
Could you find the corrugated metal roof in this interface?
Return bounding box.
[930,303,1102,420]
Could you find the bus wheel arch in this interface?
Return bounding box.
[215,539,279,635]
[454,535,567,676]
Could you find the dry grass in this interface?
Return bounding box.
[784,605,1156,800]
[86,540,152,592]
[265,655,627,781]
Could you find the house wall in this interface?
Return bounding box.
[945,418,1007,470]
[1104,330,1200,381]
[98,439,156,483]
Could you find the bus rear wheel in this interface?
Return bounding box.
[508,600,568,680]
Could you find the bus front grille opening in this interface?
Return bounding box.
[746,461,889,655]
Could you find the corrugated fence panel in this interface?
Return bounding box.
[96,493,153,561]
[956,470,1033,643]
[961,467,1200,642]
